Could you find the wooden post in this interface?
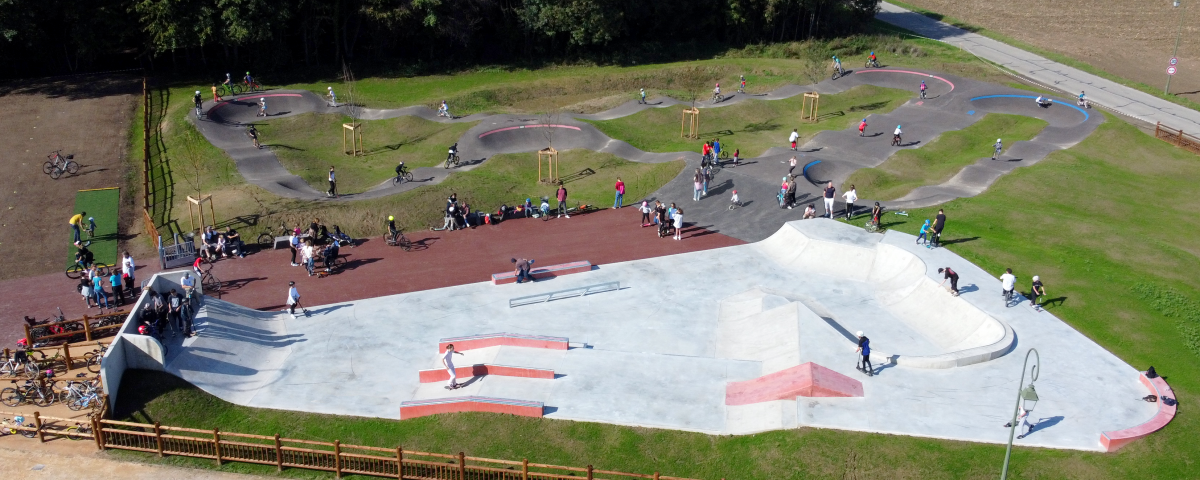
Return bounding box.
[458,451,466,480]
[334,440,343,479]
[33,411,44,443]
[653,473,659,480]
[83,315,93,341]
[23,324,33,350]
[396,447,403,480]
[154,422,164,457]
[522,458,529,480]
[92,416,105,451]
[587,465,593,480]
[1179,128,1185,146]
[63,343,73,370]
[213,428,222,465]
[275,433,283,471]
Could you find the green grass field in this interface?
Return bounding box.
[69,187,120,267]
[584,85,912,158]
[844,113,1047,199]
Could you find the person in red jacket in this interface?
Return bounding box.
[556,183,569,218]
[613,178,625,209]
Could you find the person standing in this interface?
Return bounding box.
[702,164,711,196]
[931,209,946,247]
[80,278,94,308]
[856,331,873,377]
[1000,268,1017,307]
[693,168,703,201]
[211,84,220,102]
[639,201,652,225]
[512,258,534,284]
[69,211,86,245]
[289,229,301,267]
[712,138,721,161]
[842,185,858,219]
[257,97,267,117]
[442,344,466,390]
[167,289,183,336]
[788,155,797,174]
[823,182,836,219]
[92,274,110,310]
[917,219,931,245]
[789,128,799,151]
[122,251,137,296]
[327,86,337,106]
[556,183,570,218]
[639,88,646,104]
[672,208,684,240]
[613,178,625,209]
[1030,276,1046,310]
[327,167,337,198]
[938,267,960,296]
[303,240,316,276]
[285,281,301,318]
[785,177,797,209]
[109,270,125,306]
[992,138,1003,160]
[858,118,867,137]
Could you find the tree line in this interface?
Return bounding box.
[0,0,880,78]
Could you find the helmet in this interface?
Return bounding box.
[246,71,250,75]
[195,91,200,95]
[388,215,394,221]
[183,272,190,278]
[289,281,295,286]
[715,83,719,87]
[870,51,874,55]
[260,98,265,101]
[856,331,864,337]
[897,125,901,128]
[1033,275,1040,281]
[88,216,94,221]
[997,138,1002,143]
[226,73,230,77]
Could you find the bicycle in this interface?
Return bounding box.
[83,343,108,373]
[2,378,56,407]
[393,167,414,185]
[200,268,222,296]
[0,351,39,379]
[711,92,725,103]
[43,150,80,179]
[217,82,242,97]
[444,153,460,169]
[60,378,101,411]
[386,229,412,251]
[63,422,93,440]
[865,58,881,68]
[244,81,264,93]
[66,261,111,280]
[0,416,37,438]
[832,65,846,80]
[256,222,294,251]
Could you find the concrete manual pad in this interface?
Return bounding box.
[173,220,1154,451]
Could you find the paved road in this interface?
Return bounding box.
[877,1,1200,132]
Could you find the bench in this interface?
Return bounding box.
[418,364,555,383]
[1099,372,1176,452]
[400,396,544,419]
[491,261,592,285]
[439,333,569,353]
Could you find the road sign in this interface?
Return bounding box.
[1170,57,1179,66]
[1168,66,1178,76]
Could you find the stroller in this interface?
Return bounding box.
[332,225,355,247]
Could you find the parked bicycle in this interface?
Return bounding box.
[256,222,295,251]
[63,421,93,440]
[1,376,57,407]
[60,378,102,411]
[0,416,36,438]
[83,343,108,373]
[43,150,80,179]
[0,351,39,379]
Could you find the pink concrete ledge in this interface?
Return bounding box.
[492,261,592,285]
[1100,372,1176,452]
[439,333,569,353]
[400,396,543,419]
[418,364,555,383]
[725,362,864,406]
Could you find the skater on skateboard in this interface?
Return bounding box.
[938,267,960,296]
[1004,406,1036,439]
[856,331,873,376]
[442,344,466,390]
[1030,276,1046,310]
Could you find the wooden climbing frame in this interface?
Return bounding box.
[681,108,700,139]
[343,123,364,156]
[802,92,820,122]
[538,147,560,184]
[187,194,217,235]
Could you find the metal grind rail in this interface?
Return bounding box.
[509,282,620,308]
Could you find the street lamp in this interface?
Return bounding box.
[1000,348,1040,480]
[1166,0,1187,94]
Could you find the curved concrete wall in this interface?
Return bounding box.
[753,221,1014,368]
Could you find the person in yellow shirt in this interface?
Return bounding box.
[69,211,86,244]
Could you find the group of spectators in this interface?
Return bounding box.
[137,283,196,339]
[199,225,246,261]
[638,200,686,240]
[77,250,138,311]
[287,218,344,276]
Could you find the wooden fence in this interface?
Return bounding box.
[23,310,126,347]
[1,341,107,375]
[1154,122,1200,156]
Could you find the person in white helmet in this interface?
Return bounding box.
[992,138,1003,160]
[192,90,203,117]
[1030,275,1046,311]
[892,125,902,146]
[327,86,337,106]
[257,97,267,117]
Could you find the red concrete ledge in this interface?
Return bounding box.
[439,333,569,353]
[418,364,555,383]
[492,261,592,285]
[1100,372,1177,452]
[400,396,544,419]
[725,362,863,406]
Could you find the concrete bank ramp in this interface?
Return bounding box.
[752,220,1014,368]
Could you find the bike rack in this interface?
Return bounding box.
[509,281,620,308]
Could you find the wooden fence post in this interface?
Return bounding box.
[458,451,466,480]
[396,447,403,480]
[33,411,44,443]
[522,458,529,480]
[334,440,343,479]
[1179,129,1186,146]
[23,325,33,350]
[83,316,93,341]
[587,465,593,480]
[653,473,660,480]
[62,343,73,370]
[153,422,164,457]
[275,433,283,471]
[213,428,222,466]
[92,416,104,450]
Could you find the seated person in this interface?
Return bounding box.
[215,234,228,258]
[460,201,472,228]
[386,215,398,239]
[323,241,340,270]
[524,198,534,217]
[496,204,510,220]
[223,227,244,257]
[803,204,817,219]
[539,197,551,217]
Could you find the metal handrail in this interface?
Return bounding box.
[509,281,620,308]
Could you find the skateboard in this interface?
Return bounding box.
[444,384,463,390]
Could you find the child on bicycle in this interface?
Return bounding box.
[729,190,741,209]
[244,71,255,89]
[327,86,337,106]
[257,97,267,117]
[739,75,746,93]
[85,217,97,240]
[193,91,203,113]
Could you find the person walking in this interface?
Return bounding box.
[938,267,960,296]
[992,138,1003,160]
[856,331,873,377]
[693,168,703,201]
[931,209,946,247]
[672,208,684,240]
[442,344,466,390]
[303,240,316,276]
[289,229,301,267]
[327,86,337,106]
[69,211,86,245]
[842,185,858,219]
[556,183,570,218]
[1000,268,1017,307]
[639,88,646,104]
[1004,406,1036,439]
[788,155,798,174]
[639,201,652,225]
[702,164,711,196]
[823,182,836,218]
[917,219,931,245]
[109,270,125,306]
[789,128,800,151]
[858,118,867,137]
[1030,276,1046,311]
[285,281,302,319]
[613,178,625,209]
[327,167,337,198]
[785,177,797,209]
[512,258,535,284]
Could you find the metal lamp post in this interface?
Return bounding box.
[1000,348,1040,480]
[1166,0,1187,94]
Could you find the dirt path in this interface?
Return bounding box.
[0,443,263,479]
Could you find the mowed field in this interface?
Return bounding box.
[897,0,1200,100]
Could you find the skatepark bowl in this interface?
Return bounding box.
[97,220,1165,452]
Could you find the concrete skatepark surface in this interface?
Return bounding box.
[192,68,1102,245]
[162,220,1154,452]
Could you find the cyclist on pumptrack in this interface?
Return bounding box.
[447,143,458,163]
[243,71,255,89]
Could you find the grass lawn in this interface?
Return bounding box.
[585,85,912,158]
[843,113,1048,199]
[117,113,1200,479]
[257,113,478,193]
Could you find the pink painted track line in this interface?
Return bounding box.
[854,69,955,91]
[208,93,304,114]
[478,124,582,139]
